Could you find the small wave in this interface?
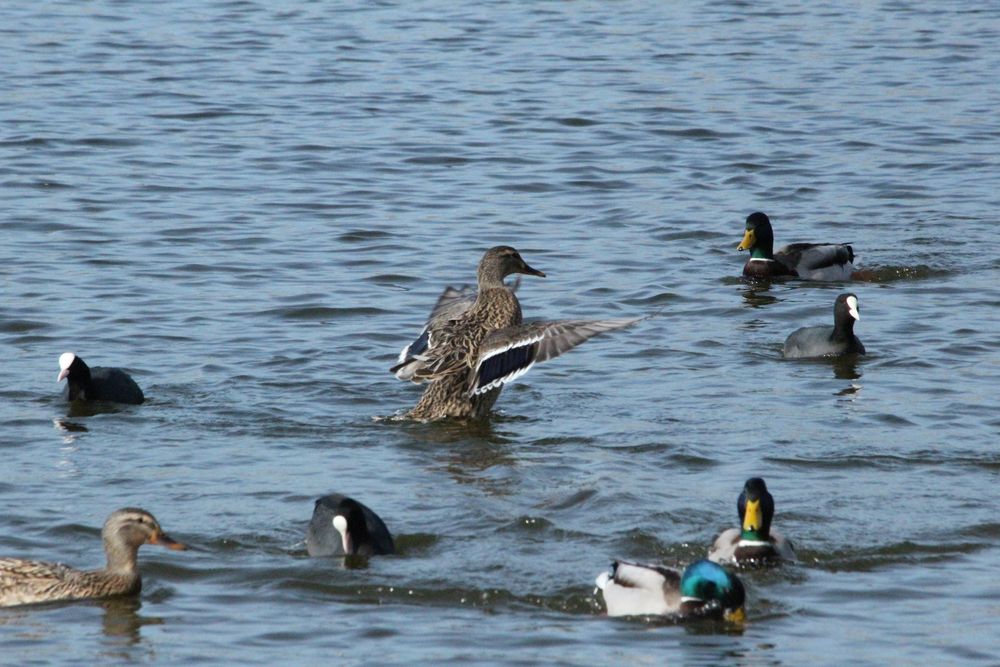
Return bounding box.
[256,306,390,320]
[851,264,950,282]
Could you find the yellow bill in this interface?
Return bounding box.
[742,499,762,533]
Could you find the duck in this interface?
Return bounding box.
[782,293,865,359]
[709,477,796,566]
[306,494,395,557]
[737,212,855,281]
[0,508,186,607]
[58,352,145,404]
[595,559,745,622]
[391,246,638,421]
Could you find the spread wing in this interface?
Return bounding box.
[469,317,639,396]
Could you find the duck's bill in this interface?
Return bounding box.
[57,369,70,382]
[742,499,762,533]
[521,263,546,278]
[737,229,755,251]
[724,607,746,623]
[150,531,188,550]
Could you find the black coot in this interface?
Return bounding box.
[58,352,144,404]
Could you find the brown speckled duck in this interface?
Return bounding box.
[0,508,186,607]
[391,246,637,421]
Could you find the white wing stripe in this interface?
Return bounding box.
[473,333,545,375]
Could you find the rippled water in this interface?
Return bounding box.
[2,1,999,664]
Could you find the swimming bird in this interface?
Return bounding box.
[595,559,745,622]
[738,212,855,281]
[306,494,395,557]
[782,293,865,359]
[709,477,796,566]
[391,246,638,421]
[58,352,145,404]
[0,508,186,607]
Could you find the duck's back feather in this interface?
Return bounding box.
[777,243,854,281]
[0,558,138,607]
[596,560,682,617]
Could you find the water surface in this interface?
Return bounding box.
[2,1,999,665]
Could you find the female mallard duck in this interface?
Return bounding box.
[595,559,745,622]
[782,293,865,359]
[391,246,637,421]
[709,478,795,565]
[738,212,855,281]
[0,508,185,607]
[58,352,145,404]
[306,494,395,557]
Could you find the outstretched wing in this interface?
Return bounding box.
[469,317,639,395]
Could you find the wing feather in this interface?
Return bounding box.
[469,317,639,395]
[778,243,855,279]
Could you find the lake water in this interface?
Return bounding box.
[2,1,999,664]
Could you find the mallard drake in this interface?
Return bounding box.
[0,508,185,607]
[58,352,144,404]
[709,478,795,565]
[738,212,855,281]
[306,494,395,557]
[595,559,745,622]
[391,246,638,421]
[782,293,865,359]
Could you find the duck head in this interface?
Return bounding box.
[737,212,775,259]
[738,477,775,542]
[679,559,746,622]
[102,508,185,572]
[477,246,545,288]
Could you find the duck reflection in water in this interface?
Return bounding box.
[740,283,780,309]
[400,418,518,495]
[832,357,862,381]
[99,596,164,646]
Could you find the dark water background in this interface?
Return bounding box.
[2,1,999,664]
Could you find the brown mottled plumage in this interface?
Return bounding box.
[0,508,186,607]
[391,246,638,421]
